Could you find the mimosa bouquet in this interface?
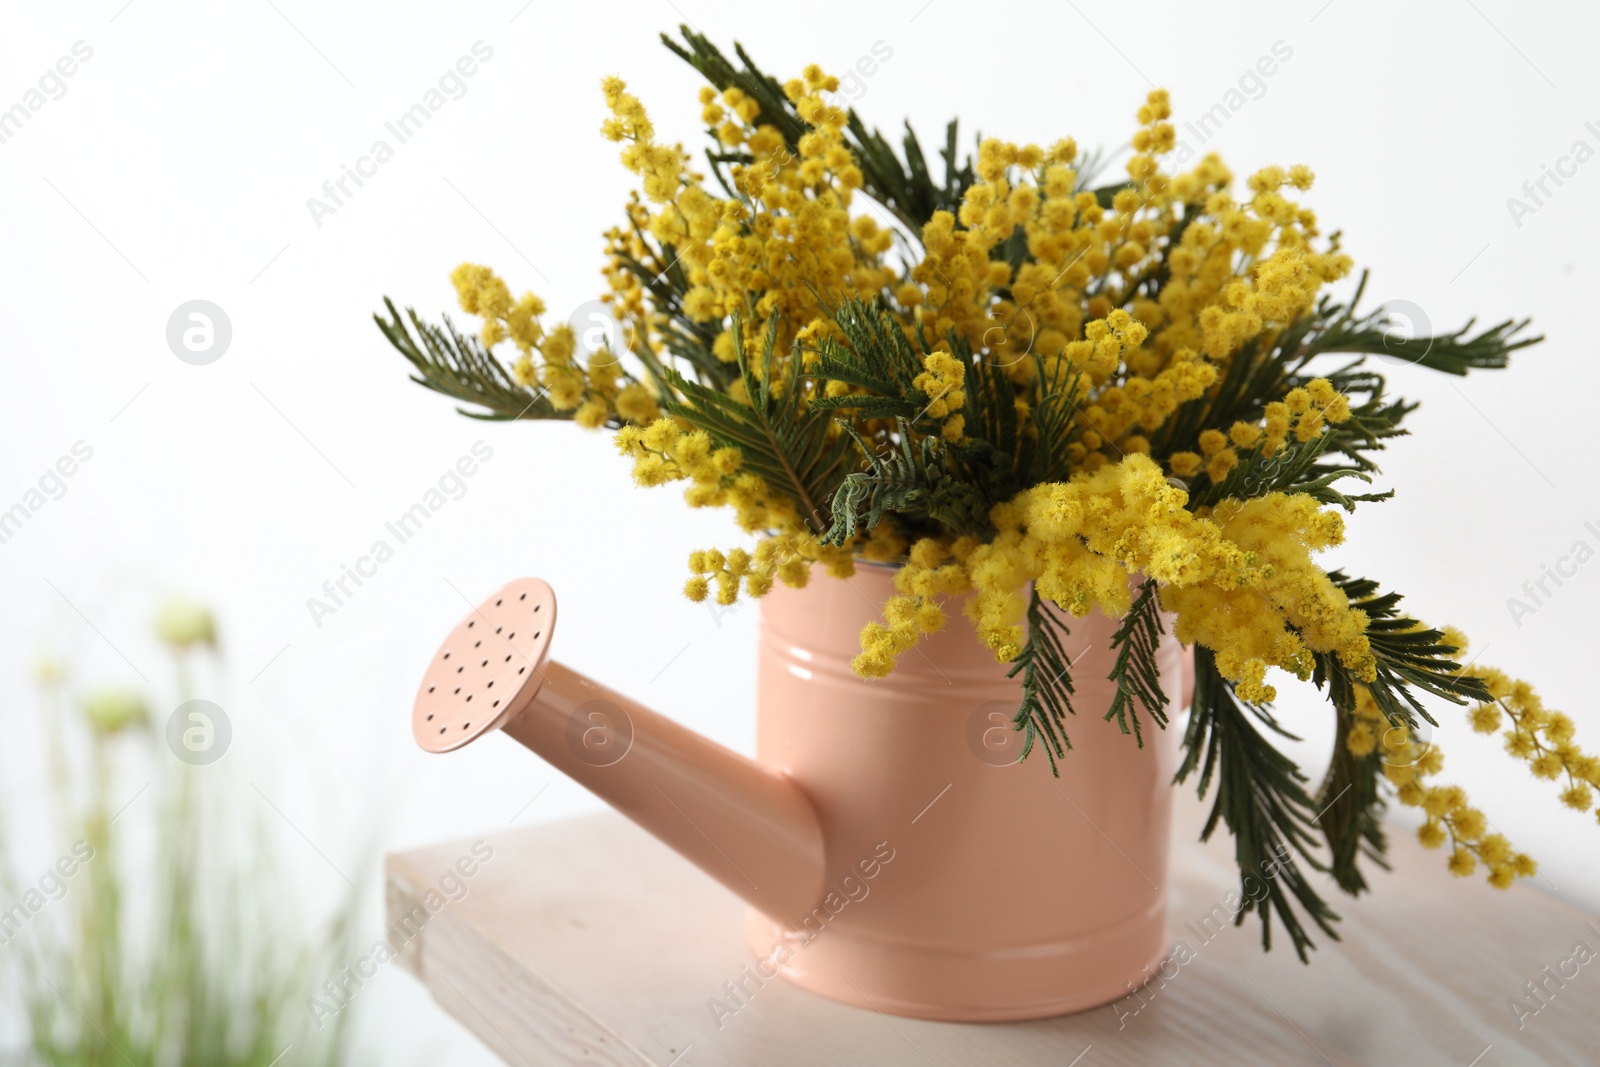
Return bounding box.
[376,29,1598,957]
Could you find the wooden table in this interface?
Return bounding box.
[386,795,1598,1066]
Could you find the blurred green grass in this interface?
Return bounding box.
[1,603,365,1067]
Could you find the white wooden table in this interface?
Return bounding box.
[386,794,1598,1066]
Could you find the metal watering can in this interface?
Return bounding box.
[413,572,1186,1020]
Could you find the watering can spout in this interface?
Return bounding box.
[411,578,827,922]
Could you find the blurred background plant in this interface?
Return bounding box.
[0,601,364,1067]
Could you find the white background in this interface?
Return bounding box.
[2,0,1597,1061]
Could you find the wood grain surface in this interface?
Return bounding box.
[386,793,1599,1066]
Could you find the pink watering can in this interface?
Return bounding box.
[413,568,1187,1020]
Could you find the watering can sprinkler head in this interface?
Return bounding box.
[412,577,558,754]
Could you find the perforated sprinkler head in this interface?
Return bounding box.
[412,577,557,753]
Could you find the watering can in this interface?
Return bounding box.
[413,570,1187,1020]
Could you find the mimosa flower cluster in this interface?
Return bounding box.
[380,29,1573,955]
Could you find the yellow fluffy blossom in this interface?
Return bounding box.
[840,454,1368,696]
[1450,643,1600,825]
[1349,687,1537,889]
[448,262,670,428]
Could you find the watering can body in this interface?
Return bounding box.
[413,567,1183,1020]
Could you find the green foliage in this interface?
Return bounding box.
[1172,569,1496,920]
[1314,572,1491,730]
[1005,589,1078,774]
[1024,349,1083,486]
[809,299,1047,546]
[1103,579,1170,745]
[822,418,994,545]
[1179,647,1342,961]
[1155,272,1538,507]
[665,313,853,531]
[960,341,1027,462]
[1197,428,1389,513]
[661,26,976,234]
[1317,707,1391,897]
[375,298,564,423]
[1314,281,1541,375]
[1305,374,1415,482]
[801,296,932,419]
[1307,573,1492,895]
[607,212,739,392]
